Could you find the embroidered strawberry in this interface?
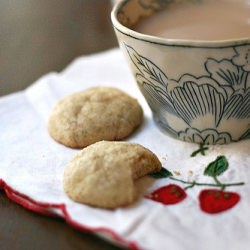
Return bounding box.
[146,184,187,205]
[149,157,244,214]
[199,189,240,214]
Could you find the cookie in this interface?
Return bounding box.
[48,87,143,148]
[63,141,162,208]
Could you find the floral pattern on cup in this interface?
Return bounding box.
[126,44,250,144]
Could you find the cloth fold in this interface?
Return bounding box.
[1,49,250,250]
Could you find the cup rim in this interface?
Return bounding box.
[111,0,250,48]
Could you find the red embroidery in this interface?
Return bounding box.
[199,189,240,214]
[146,184,187,205]
[148,155,244,214]
[0,179,140,250]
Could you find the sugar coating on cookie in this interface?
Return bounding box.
[48,87,143,148]
[63,141,162,208]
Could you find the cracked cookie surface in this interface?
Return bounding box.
[63,141,162,208]
[48,87,143,148]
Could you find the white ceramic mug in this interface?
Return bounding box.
[111,0,250,145]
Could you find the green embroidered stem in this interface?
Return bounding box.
[153,156,244,191]
[169,176,244,189]
[184,181,196,190]
[190,143,209,157]
[213,175,223,186]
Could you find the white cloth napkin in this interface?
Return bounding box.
[1,48,250,250]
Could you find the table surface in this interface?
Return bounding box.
[0,1,124,249]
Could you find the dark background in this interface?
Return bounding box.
[0,1,125,249]
[0,0,117,96]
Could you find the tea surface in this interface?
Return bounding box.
[135,0,250,40]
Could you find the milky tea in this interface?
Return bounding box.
[135,0,250,40]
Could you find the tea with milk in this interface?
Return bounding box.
[135,0,250,40]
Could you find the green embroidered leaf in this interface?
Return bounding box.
[150,167,173,179]
[204,155,229,177]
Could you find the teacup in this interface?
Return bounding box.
[111,0,250,145]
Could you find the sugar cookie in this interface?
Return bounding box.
[63,141,161,208]
[48,87,143,148]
